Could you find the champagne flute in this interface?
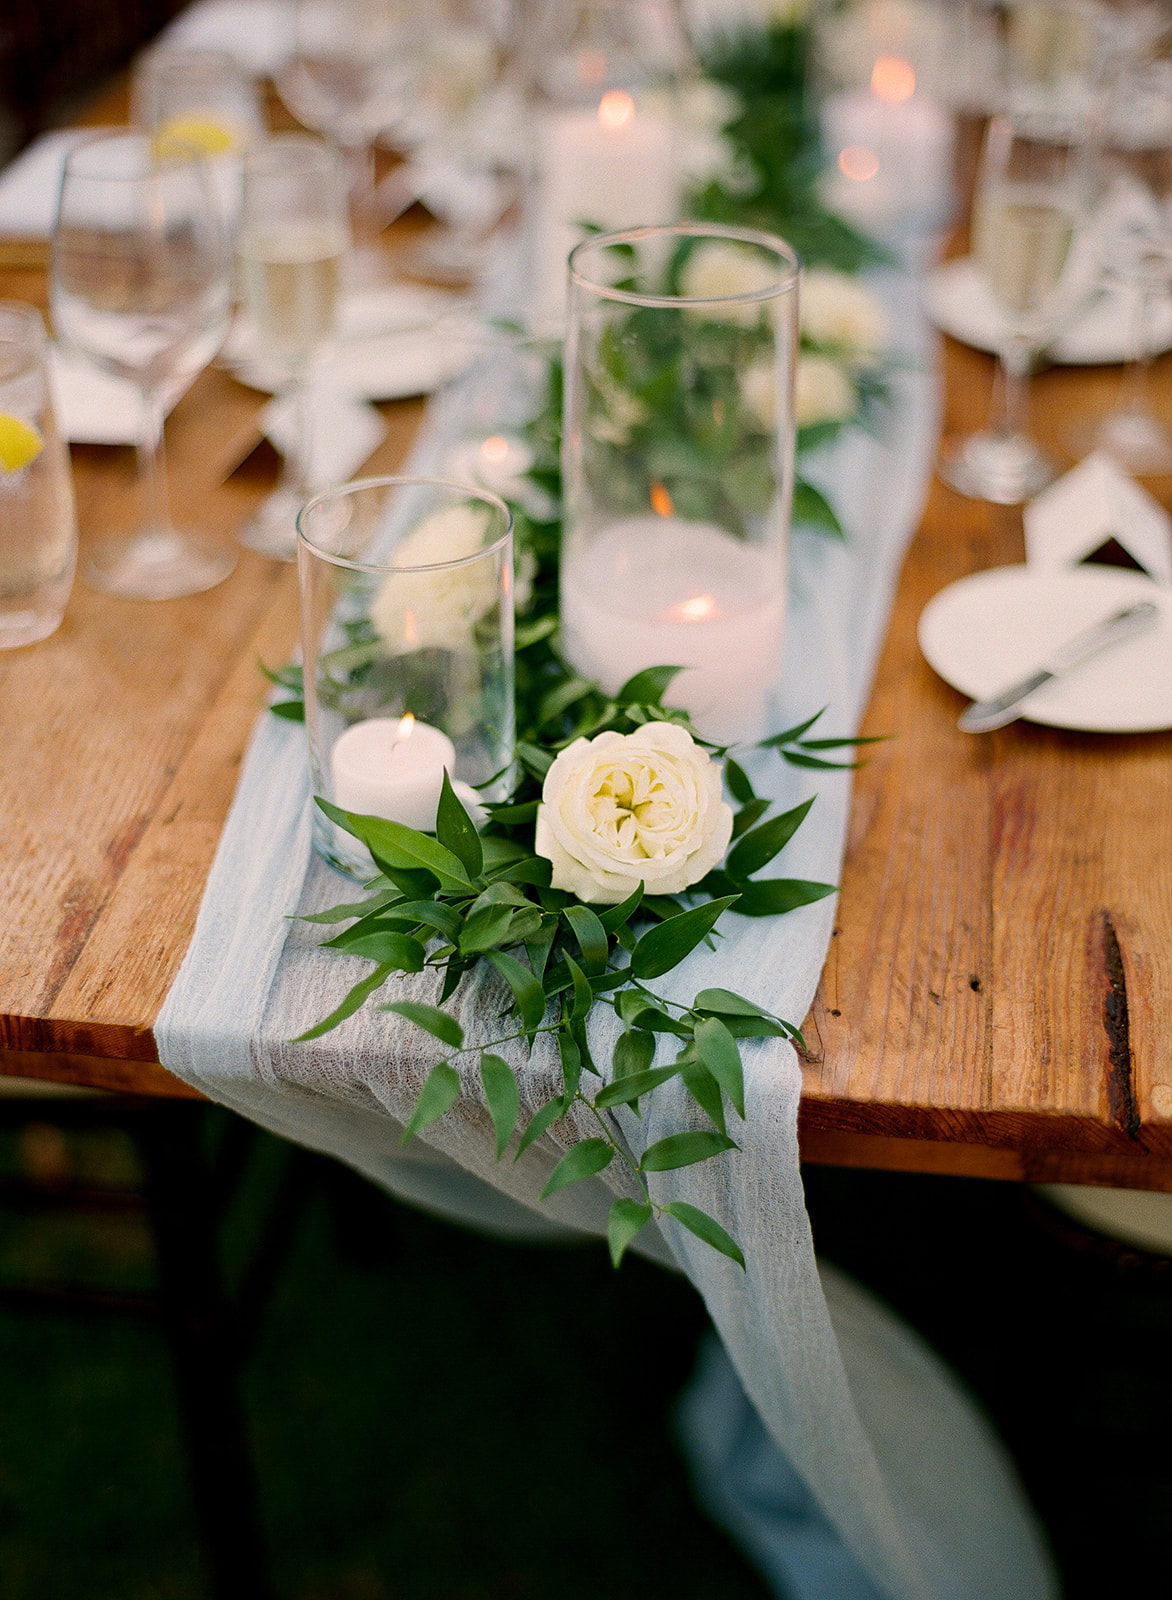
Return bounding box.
[235,135,350,560]
[938,112,1090,503]
[277,0,417,284]
[51,131,234,599]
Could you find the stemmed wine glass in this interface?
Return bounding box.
[235,135,350,560]
[51,130,235,598]
[938,111,1091,503]
[277,0,417,285]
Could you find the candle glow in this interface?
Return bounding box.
[650,481,674,516]
[839,144,880,183]
[871,56,916,104]
[668,593,718,623]
[598,89,635,132]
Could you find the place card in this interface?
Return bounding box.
[1023,452,1172,586]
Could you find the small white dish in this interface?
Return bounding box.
[918,565,1172,733]
[223,283,474,401]
[922,257,1172,367]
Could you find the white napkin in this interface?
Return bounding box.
[49,346,192,445]
[0,129,108,239]
[259,383,386,490]
[159,0,295,78]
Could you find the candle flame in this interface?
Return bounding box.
[650,480,674,517]
[839,144,880,182]
[669,593,718,623]
[403,609,419,649]
[598,89,635,132]
[394,713,416,745]
[481,434,510,464]
[871,56,916,103]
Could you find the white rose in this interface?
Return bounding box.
[795,353,857,428]
[800,270,888,367]
[742,358,777,429]
[535,722,734,904]
[678,239,780,326]
[370,502,500,652]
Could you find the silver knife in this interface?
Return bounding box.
[957,598,1161,733]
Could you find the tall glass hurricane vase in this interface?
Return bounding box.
[51,131,234,599]
[561,222,799,746]
[937,111,1090,503]
[297,475,515,879]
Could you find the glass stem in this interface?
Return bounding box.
[277,365,313,503]
[1119,278,1154,419]
[138,383,171,539]
[995,335,1032,441]
[345,139,380,245]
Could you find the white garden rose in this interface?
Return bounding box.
[795,353,857,427]
[800,270,888,367]
[534,722,734,904]
[370,502,500,652]
[678,239,781,326]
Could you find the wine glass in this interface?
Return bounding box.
[131,46,264,231]
[235,135,350,560]
[51,131,235,599]
[277,0,417,284]
[938,111,1091,503]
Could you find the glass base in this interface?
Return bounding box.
[84,528,235,600]
[239,488,303,562]
[1075,409,1172,477]
[0,605,65,649]
[937,430,1058,505]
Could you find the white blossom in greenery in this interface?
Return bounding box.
[800,270,888,368]
[370,502,501,652]
[644,80,745,187]
[678,239,781,325]
[535,722,734,904]
[795,353,857,428]
[589,372,650,448]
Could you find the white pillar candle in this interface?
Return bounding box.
[560,519,786,746]
[821,56,954,234]
[331,715,458,832]
[533,89,682,318]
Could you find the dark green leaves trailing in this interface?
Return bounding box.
[541,1137,613,1199]
[382,1001,464,1050]
[630,897,739,980]
[401,1063,461,1142]
[485,950,547,1034]
[726,798,815,879]
[734,879,836,917]
[662,1201,745,1269]
[694,1016,744,1118]
[480,1053,519,1160]
[436,771,483,879]
[608,1198,653,1268]
[641,1130,737,1172]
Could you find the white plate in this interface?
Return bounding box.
[223,283,475,401]
[918,565,1172,732]
[922,257,1172,366]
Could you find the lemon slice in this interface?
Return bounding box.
[0,412,43,473]
[153,114,238,159]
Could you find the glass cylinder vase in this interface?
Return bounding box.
[297,475,515,879]
[561,221,800,745]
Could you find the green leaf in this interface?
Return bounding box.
[480,1053,520,1160]
[459,902,543,955]
[679,1057,725,1134]
[485,950,547,1034]
[793,478,843,537]
[517,741,555,779]
[614,665,683,705]
[401,1063,461,1142]
[593,1063,682,1109]
[613,1028,656,1080]
[733,878,836,916]
[598,883,644,932]
[435,771,483,879]
[316,799,472,891]
[563,903,609,974]
[541,1137,614,1199]
[608,1198,653,1268]
[298,885,400,924]
[294,963,393,1041]
[323,928,426,969]
[381,1001,464,1050]
[629,896,738,980]
[515,1096,566,1161]
[759,709,826,748]
[694,988,773,1019]
[389,901,464,941]
[557,1028,583,1102]
[564,952,593,1024]
[782,751,858,770]
[726,798,815,880]
[640,1129,736,1172]
[661,1201,744,1268]
[694,1016,745,1119]
[724,757,755,804]
[269,699,305,721]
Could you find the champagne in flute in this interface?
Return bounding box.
[236,136,350,560]
[974,188,1077,324]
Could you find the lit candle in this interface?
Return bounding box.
[443,433,535,499]
[821,56,954,233]
[331,714,463,832]
[560,518,786,745]
[533,89,681,317]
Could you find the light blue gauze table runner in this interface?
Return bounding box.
[157,263,1059,1600]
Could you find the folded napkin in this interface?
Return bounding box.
[157,266,1057,1600]
[0,129,107,239]
[159,0,295,78]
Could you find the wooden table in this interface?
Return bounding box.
[4,108,1172,1197]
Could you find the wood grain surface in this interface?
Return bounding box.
[3,89,1172,1188]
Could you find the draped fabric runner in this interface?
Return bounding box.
[157,261,1059,1600]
